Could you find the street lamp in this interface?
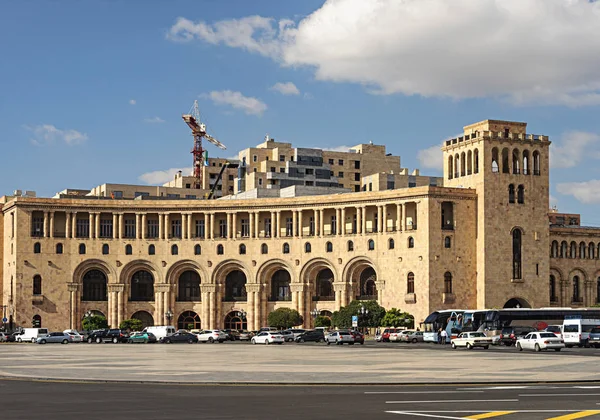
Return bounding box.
[357,305,369,331]
[235,309,247,320]
[310,309,320,319]
[165,310,173,326]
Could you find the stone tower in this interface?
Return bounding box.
[442,120,551,309]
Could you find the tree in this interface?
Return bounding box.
[331,300,386,329]
[314,316,331,328]
[267,308,303,330]
[82,315,108,331]
[119,318,143,332]
[381,308,415,329]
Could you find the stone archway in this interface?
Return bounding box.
[343,257,378,303]
[131,310,154,328]
[503,297,531,308]
[224,311,247,331]
[177,311,201,330]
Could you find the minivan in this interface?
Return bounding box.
[562,318,600,347]
[17,328,49,343]
[143,326,176,340]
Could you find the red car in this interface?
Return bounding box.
[381,328,398,342]
[350,330,365,344]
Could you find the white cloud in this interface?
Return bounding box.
[550,131,600,169]
[556,180,600,204]
[25,124,88,146]
[169,0,600,106]
[129,99,136,105]
[139,167,192,185]
[320,145,355,153]
[144,116,165,123]
[204,90,267,116]
[417,144,443,170]
[270,82,300,95]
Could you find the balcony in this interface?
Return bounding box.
[404,293,416,304]
[312,296,335,302]
[32,295,44,304]
[442,293,455,304]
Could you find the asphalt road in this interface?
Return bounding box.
[2,379,600,420]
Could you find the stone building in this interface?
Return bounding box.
[2,119,599,332]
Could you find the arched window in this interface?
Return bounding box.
[408,237,414,248]
[33,242,41,254]
[550,275,557,302]
[271,270,291,301]
[316,269,334,298]
[130,270,154,301]
[573,276,581,303]
[33,275,42,295]
[225,270,247,301]
[217,244,224,255]
[512,229,522,280]
[171,244,178,255]
[407,272,415,294]
[125,244,133,255]
[491,147,499,173]
[102,244,109,255]
[454,154,460,178]
[533,151,540,175]
[508,184,515,203]
[447,156,454,180]
[82,269,107,301]
[517,185,524,204]
[178,271,200,302]
[561,241,568,258]
[32,314,42,328]
[444,272,453,294]
[261,243,268,254]
[570,242,577,259]
[551,241,559,258]
[148,244,155,255]
[474,148,479,174]
[512,149,520,174]
[305,242,312,253]
[444,236,451,248]
[56,243,63,254]
[239,244,247,255]
[522,150,530,175]
[368,239,375,251]
[589,242,595,260]
[580,242,587,259]
[460,152,466,176]
[347,240,354,251]
[79,243,86,255]
[467,150,472,175]
[360,267,377,298]
[326,242,333,253]
[502,148,509,174]
[282,243,290,254]
[388,238,395,250]
[178,311,201,330]
[194,244,201,255]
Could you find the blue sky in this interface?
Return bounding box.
[2,1,600,224]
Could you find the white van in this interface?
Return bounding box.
[143,326,175,340]
[562,318,600,347]
[17,328,49,343]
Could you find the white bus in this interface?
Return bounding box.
[562,316,600,348]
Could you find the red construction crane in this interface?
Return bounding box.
[182,100,226,189]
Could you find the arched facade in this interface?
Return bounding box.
[131,310,154,328]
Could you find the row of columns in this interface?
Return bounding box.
[558,279,597,307]
[38,203,416,239]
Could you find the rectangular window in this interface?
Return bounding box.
[408,182,417,188]
[354,185,361,192]
[210,173,217,179]
[286,217,293,236]
[76,218,89,238]
[185,184,191,189]
[309,216,315,236]
[31,216,44,237]
[338,172,344,178]
[328,158,334,165]
[228,175,234,181]
[241,219,250,237]
[338,159,344,165]
[253,155,257,162]
[265,218,272,237]
[354,173,361,181]
[279,155,285,162]
[195,220,205,239]
[99,219,113,238]
[253,168,257,173]
[305,181,313,186]
[373,213,378,233]
[258,178,263,186]
[387,181,395,190]
[167,194,180,198]
[306,168,314,175]
[354,160,360,169]
[147,219,159,238]
[279,168,285,173]
[171,220,182,238]
[124,219,136,238]
[330,171,334,177]
[219,220,227,238]
[331,215,337,235]
[185,195,196,199]
[134,192,149,198]
[113,191,123,198]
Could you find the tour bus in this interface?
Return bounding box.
[422,309,487,343]
[562,316,600,347]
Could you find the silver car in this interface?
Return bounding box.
[36,332,72,344]
[401,330,424,343]
[325,331,355,345]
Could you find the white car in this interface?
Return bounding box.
[63,329,83,343]
[325,331,355,345]
[251,331,284,345]
[516,332,565,352]
[389,330,412,342]
[451,332,492,350]
[196,330,226,343]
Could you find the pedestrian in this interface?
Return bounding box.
[437,328,443,344]
[441,329,448,344]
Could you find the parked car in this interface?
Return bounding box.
[401,330,424,343]
[221,329,241,341]
[295,330,325,343]
[251,331,284,345]
[388,330,407,342]
[238,330,254,341]
[16,328,49,343]
[325,331,355,345]
[451,332,492,350]
[159,332,198,344]
[259,327,279,332]
[381,328,399,342]
[349,330,365,345]
[196,330,226,343]
[63,330,84,343]
[87,329,129,344]
[498,326,537,346]
[288,329,306,339]
[543,325,563,339]
[143,326,176,341]
[279,330,296,342]
[36,332,72,344]
[0,332,8,342]
[516,332,564,352]
[127,332,157,344]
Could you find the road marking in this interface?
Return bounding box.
[545,411,600,420]
[519,394,600,397]
[386,412,467,419]
[464,412,515,419]
[365,390,484,394]
[385,399,519,404]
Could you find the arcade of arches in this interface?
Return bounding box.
[69,260,380,331]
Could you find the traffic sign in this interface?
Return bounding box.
[352,315,358,327]
[1,318,7,323]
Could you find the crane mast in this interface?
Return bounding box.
[182,100,226,189]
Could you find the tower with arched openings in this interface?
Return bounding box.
[442,120,551,309]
